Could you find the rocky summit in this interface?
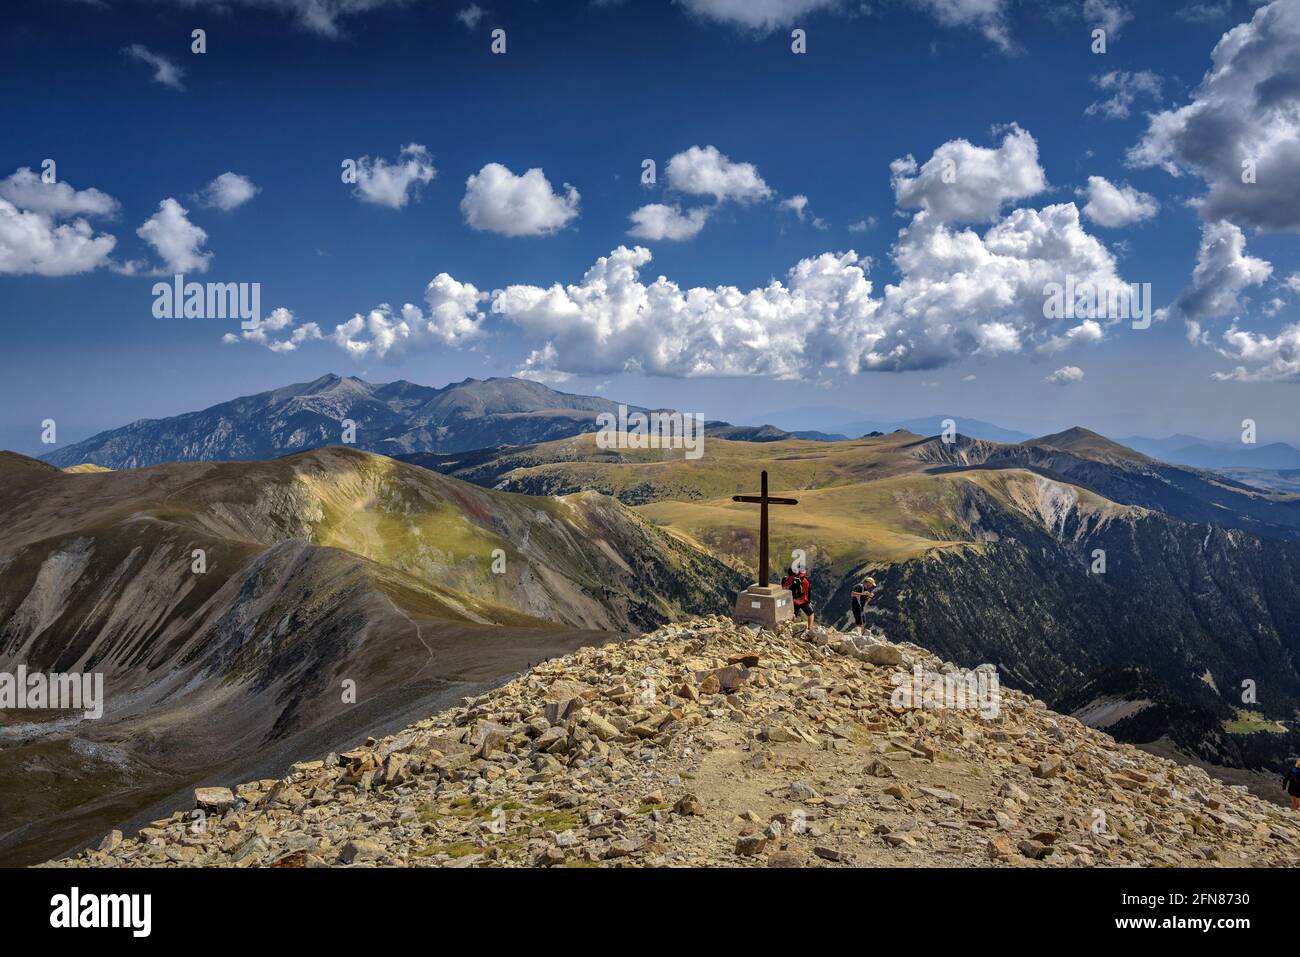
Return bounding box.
[47,619,1300,868]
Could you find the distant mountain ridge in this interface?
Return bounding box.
[39,375,849,470]
[41,375,646,469]
[1121,433,1300,470]
[750,407,1034,443]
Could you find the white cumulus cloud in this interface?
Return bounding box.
[461,163,580,237]
[1043,365,1085,386]
[1037,319,1106,355]
[907,0,1014,51]
[0,167,119,275]
[1082,0,1131,37]
[0,200,117,276]
[134,198,212,274]
[0,167,119,218]
[890,124,1048,223]
[1077,175,1159,227]
[1212,322,1300,382]
[665,145,772,204]
[303,128,1136,379]
[627,203,710,241]
[489,197,1132,379]
[1164,220,1272,341]
[457,4,485,28]
[1129,0,1300,232]
[194,172,260,211]
[351,144,436,209]
[492,244,881,379]
[675,0,845,30]
[224,307,323,352]
[327,274,487,357]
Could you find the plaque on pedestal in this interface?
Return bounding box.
[733,583,793,626]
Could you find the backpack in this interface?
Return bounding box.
[788,574,804,600]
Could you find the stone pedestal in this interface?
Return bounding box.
[733,584,794,626]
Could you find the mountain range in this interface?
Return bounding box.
[1120,434,1300,470]
[403,423,1300,770]
[12,373,1300,863]
[40,375,646,469]
[749,407,1035,443]
[44,372,1300,477]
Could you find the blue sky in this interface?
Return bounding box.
[2,0,1299,455]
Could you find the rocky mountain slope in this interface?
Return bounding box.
[0,448,742,866]
[48,617,1300,868]
[917,428,1300,540]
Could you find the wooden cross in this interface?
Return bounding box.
[732,470,798,588]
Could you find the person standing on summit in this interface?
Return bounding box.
[851,576,877,635]
[782,564,814,629]
[1282,759,1300,811]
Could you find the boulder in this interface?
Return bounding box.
[735,834,767,856]
[194,787,235,813]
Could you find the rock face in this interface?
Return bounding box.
[47,618,1300,869]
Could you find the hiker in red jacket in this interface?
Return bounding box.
[782,565,815,629]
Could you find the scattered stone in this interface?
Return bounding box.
[1018,839,1053,860]
[673,794,705,816]
[786,781,819,801]
[1034,757,1064,779]
[194,787,235,813]
[735,834,768,857]
[917,786,963,808]
[338,840,384,865]
[48,614,1300,872]
[605,837,643,859]
[987,836,1017,860]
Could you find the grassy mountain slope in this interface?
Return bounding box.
[402,431,927,504]
[0,447,743,865]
